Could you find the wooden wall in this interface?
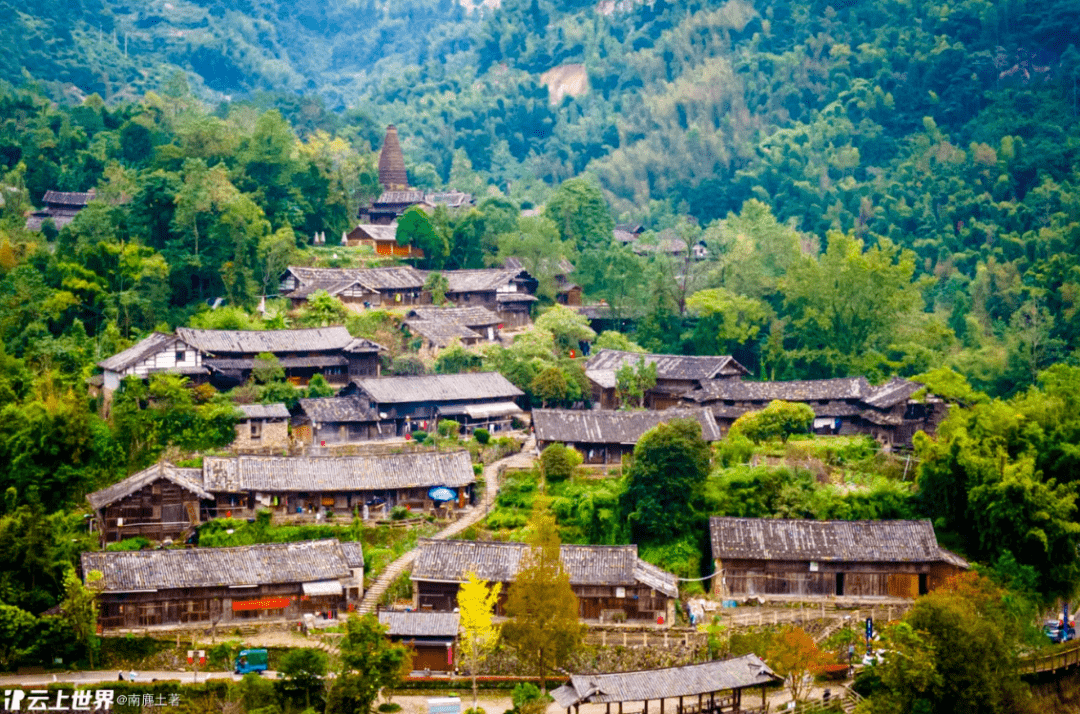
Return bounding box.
[415,580,670,621]
[99,481,205,545]
[714,558,958,599]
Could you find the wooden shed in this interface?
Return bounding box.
[202,450,476,519]
[551,655,781,714]
[84,539,362,630]
[709,517,969,600]
[533,408,722,464]
[411,540,678,624]
[378,611,459,672]
[293,395,386,445]
[87,462,214,546]
[585,350,749,410]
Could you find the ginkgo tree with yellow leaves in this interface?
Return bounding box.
[457,571,503,711]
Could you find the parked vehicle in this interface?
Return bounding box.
[1044,620,1076,643]
[235,648,269,674]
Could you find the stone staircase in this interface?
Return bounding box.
[356,436,536,615]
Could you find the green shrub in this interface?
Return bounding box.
[540,443,582,482]
[390,505,411,520]
[438,420,461,439]
[378,704,403,713]
[413,431,429,443]
[106,537,151,551]
[716,433,754,467]
[512,683,542,709]
[474,428,490,444]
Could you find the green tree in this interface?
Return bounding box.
[594,331,645,353]
[252,352,285,384]
[730,400,814,444]
[300,290,349,327]
[434,342,482,374]
[543,177,614,253]
[306,373,336,398]
[501,504,584,693]
[530,366,569,407]
[397,207,448,270]
[0,603,36,670]
[277,648,328,711]
[620,418,711,544]
[326,614,412,714]
[615,357,657,409]
[859,622,942,714]
[424,271,449,305]
[496,216,574,302]
[61,567,101,669]
[539,443,582,483]
[534,305,595,354]
[457,572,502,710]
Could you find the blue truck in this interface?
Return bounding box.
[235,649,269,674]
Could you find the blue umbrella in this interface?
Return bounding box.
[428,486,457,502]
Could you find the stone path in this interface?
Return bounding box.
[357,437,536,614]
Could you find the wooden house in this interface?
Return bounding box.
[293,395,386,445]
[411,540,678,624]
[709,517,969,600]
[585,350,749,409]
[441,269,538,328]
[533,408,722,464]
[343,372,524,436]
[85,540,362,630]
[378,611,459,672]
[87,462,214,546]
[97,327,382,395]
[682,376,946,447]
[280,266,428,309]
[552,655,781,714]
[202,450,476,518]
[344,223,425,259]
[502,256,580,306]
[175,326,382,389]
[25,189,94,231]
[404,306,501,349]
[234,403,290,452]
[97,332,209,399]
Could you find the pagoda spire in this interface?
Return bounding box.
[377,125,409,191]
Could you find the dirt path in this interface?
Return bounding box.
[358,437,536,614]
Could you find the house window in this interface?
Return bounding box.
[176,350,186,362]
[250,421,262,439]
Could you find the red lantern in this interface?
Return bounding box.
[569,349,576,358]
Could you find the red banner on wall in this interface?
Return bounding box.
[232,597,290,611]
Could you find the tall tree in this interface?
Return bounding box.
[457,571,502,710]
[326,614,412,714]
[619,418,711,544]
[501,504,584,693]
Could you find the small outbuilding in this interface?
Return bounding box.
[585,350,749,410]
[709,517,969,600]
[234,403,290,452]
[378,611,459,672]
[86,462,214,546]
[551,655,781,714]
[293,395,385,445]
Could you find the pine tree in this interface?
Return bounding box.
[501,504,584,693]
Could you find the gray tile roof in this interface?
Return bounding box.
[98,332,185,372]
[439,268,524,293]
[378,611,460,637]
[864,377,924,409]
[43,190,94,207]
[296,396,379,423]
[175,326,356,355]
[202,451,476,492]
[407,306,501,327]
[533,408,722,444]
[353,373,524,404]
[377,190,426,204]
[237,403,291,419]
[338,541,365,568]
[404,319,481,347]
[86,462,212,511]
[687,376,871,403]
[352,224,398,242]
[709,517,969,566]
[411,540,678,597]
[586,349,749,382]
[82,540,352,592]
[551,655,779,707]
[285,266,427,292]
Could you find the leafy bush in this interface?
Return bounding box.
[539,443,582,482]
[730,400,814,443]
[106,537,151,551]
[716,433,754,467]
[390,505,411,520]
[438,420,461,439]
[511,683,542,709]
[378,704,403,713]
[413,430,429,443]
[474,428,490,445]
